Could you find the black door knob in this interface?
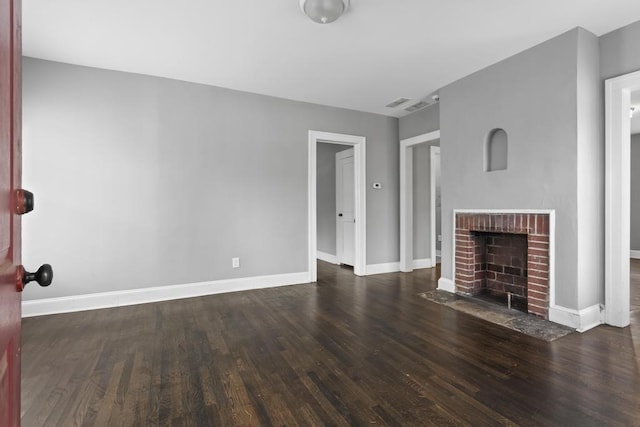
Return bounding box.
[15,189,34,215]
[338,213,343,217]
[17,264,53,291]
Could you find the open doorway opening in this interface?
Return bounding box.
[605,70,640,327]
[308,131,366,283]
[316,143,355,267]
[399,130,441,272]
[430,146,441,265]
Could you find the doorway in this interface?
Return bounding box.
[430,146,441,265]
[308,131,366,282]
[316,143,354,266]
[605,69,640,327]
[399,130,441,272]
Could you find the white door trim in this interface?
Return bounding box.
[604,70,640,327]
[399,130,440,272]
[430,146,441,268]
[308,131,366,282]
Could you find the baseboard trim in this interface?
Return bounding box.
[22,272,309,318]
[366,262,400,275]
[631,250,640,259]
[437,277,455,293]
[549,303,603,332]
[317,251,338,264]
[412,258,433,269]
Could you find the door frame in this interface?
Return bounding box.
[335,148,355,266]
[399,130,440,272]
[605,69,640,327]
[308,131,366,282]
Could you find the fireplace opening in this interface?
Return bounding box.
[471,231,528,313]
[455,212,550,319]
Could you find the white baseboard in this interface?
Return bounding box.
[631,250,640,259]
[437,277,455,293]
[22,272,309,318]
[412,258,433,269]
[366,262,400,275]
[549,304,603,332]
[317,251,338,264]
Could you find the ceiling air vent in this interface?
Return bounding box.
[404,100,430,112]
[385,97,411,108]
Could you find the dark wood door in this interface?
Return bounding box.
[0,0,21,425]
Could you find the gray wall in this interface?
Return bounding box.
[412,144,430,259]
[632,134,640,250]
[399,104,440,141]
[600,20,640,80]
[316,143,351,256]
[575,29,603,309]
[439,28,602,310]
[22,58,399,300]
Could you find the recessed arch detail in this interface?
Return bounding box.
[485,128,508,172]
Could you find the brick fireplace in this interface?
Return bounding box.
[454,212,551,319]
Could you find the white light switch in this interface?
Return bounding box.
[232,257,240,268]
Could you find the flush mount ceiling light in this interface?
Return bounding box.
[299,0,349,24]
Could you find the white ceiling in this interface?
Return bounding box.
[22,0,640,118]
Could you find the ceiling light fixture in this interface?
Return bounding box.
[299,0,349,24]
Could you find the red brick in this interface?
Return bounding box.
[455,250,473,258]
[528,248,548,257]
[528,276,549,286]
[496,273,514,284]
[528,267,549,277]
[456,234,472,243]
[529,255,548,264]
[529,234,549,243]
[528,290,548,300]
[528,283,548,294]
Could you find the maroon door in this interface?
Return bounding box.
[0,0,22,424]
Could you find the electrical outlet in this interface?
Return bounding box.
[232,257,240,268]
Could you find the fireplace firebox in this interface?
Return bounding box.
[455,212,550,319]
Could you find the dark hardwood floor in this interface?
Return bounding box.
[21,261,640,426]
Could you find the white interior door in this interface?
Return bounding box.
[336,148,355,266]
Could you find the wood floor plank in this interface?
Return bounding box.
[20,261,640,425]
